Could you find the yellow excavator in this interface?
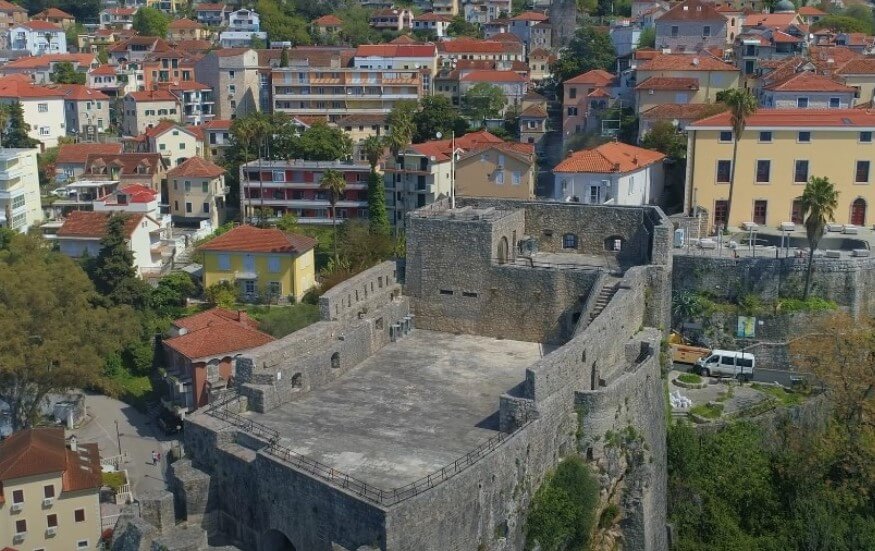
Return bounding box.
[668,331,711,365]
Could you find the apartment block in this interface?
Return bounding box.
[0,148,42,232]
[194,48,261,119]
[239,159,372,224]
[686,109,875,230]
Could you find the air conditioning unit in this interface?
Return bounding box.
[46,527,57,536]
[11,503,23,512]
[42,497,54,507]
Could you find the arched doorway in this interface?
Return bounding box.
[851,198,867,226]
[262,529,297,551]
[497,236,509,264]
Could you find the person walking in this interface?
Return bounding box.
[151,450,157,465]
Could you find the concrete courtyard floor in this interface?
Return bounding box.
[250,329,544,489]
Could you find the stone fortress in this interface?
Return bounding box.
[131,199,674,551]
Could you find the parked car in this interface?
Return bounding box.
[695,349,755,381]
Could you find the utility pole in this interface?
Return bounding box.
[115,419,123,457]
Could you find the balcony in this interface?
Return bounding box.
[242,197,367,208]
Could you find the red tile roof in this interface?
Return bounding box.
[437,38,522,54]
[173,307,260,332]
[164,314,274,360]
[0,0,26,13]
[691,109,875,128]
[84,153,165,176]
[641,103,727,121]
[414,12,452,22]
[0,76,66,99]
[105,7,137,15]
[638,53,737,72]
[658,0,725,22]
[489,32,523,43]
[565,69,615,86]
[56,143,122,164]
[203,119,232,130]
[98,184,159,204]
[0,428,101,492]
[459,70,526,83]
[168,18,203,30]
[555,141,665,173]
[635,76,699,91]
[520,104,548,118]
[4,53,95,70]
[836,58,875,75]
[126,90,178,102]
[355,44,436,57]
[18,20,63,31]
[798,7,826,15]
[511,11,548,21]
[764,71,854,92]
[744,13,800,28]
[58,211,145,238]
[167,156,224,179]
[52,83,110,101]
[199,225,317,254]
[34,7,74,19]
[89,64,117,76]
[195,2,226,10]
[314,14,342,25]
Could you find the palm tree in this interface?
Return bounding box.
[800,176,839,299]
[320,168,347,260]
[362,135,385,172]
[722,89,757,231]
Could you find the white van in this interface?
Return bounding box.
[695,350,755,381]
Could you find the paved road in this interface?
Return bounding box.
[673,363,806,387]
[73,393,178,497]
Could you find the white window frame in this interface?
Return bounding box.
[218,254,231,270]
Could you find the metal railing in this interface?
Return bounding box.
[206,396,535,506]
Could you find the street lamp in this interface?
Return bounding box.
[436,131,455,209]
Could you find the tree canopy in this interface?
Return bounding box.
[0,234,134,430]
[462,82,507,126]
[3,103,38,149]
[811,15,872,34]
[447,15,483,38]
[132,7,171,37]
[256,0,312,45]
[412,95,469,143]
[640,121,687,159]
[551,26,616,85]
[294,122,353,161]
[386,100,417,155]
[50,61,85,84]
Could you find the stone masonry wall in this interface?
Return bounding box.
[673,254,875,317]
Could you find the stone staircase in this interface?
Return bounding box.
[588,278,620,322]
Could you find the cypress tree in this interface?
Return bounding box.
[367,169,390,236]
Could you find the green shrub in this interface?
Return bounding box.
[777,297,837,313]
[102,471,127,490]
[526,456,600,550]
[598,503,620,529]
[678,373,703,384]
[690,403,724,419]
[245,304,320,338]
[751,384,804,406]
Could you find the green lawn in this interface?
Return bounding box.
[751,383,804,406]
[244,303,321,338]
[690,403,724,419]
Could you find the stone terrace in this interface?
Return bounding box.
[245,329,544,489]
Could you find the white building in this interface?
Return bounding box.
[0,148,42,232]
[552,141,666,205]
[57,211,166,277]
[9,20,67,55]
[219,8,266,47]
[0,76,66,148]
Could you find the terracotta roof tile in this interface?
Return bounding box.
[58,211,145,238]
[520,104,548,118]
[459,70,526,83]
[105,7,137,15]
[164,318,274,360]
[173,307,260,332]
[198,225,317,254]
[195,3,227,10]
[167,156,224,179]
[168,18,203,30]
[638,53,737,71]
[414,12,452,22]
[35,7,74,19]
[203,119,232,130]
[554,141,665,173]
[836,58,875,75]
[18,20,63,31]
[355,44,436,57]
[743,13,800,28]
[764,71,854,92]
[97,184,159,204]
[89,64,117,76]
[798,7,826,15]
[314,14,343,25]
[659,0,725,22]
[0,0,26,13]
[641,103,727,121]
[0,76,66,99]
[511,11,548,21]
[51,83,110,101]
[84,153,165,176]
[4,53,95,70]
[0,428,101,492]
[691,109,875,128]
[56,143,122,164]
[437,38,522,54]
[564,69,615,85]
[126,90,178,102]
[635,76,699,91]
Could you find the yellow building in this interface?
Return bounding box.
[635,53,739,112]
[199,225,317,302]
[686,109,875,230]
[0,428,102,551]
[166,156,227,226]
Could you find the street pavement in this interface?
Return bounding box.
[73,393,178,498]
[673,363,807,387]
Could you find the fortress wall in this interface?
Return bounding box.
[319,261,402,322]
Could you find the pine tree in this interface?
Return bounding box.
[3,103,38,148]
[89,215,149,307]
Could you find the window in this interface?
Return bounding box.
[495,171,504,185]
[714,200,729,229]
[759,131,772,142]
[512,171,521,186]
[671,25,678,37]
[243,254,255,272]
[272,170,285,182]
[794,160,809,183]
[269,281,281,296]
[202,182,209,193]
[754,200,767,225]
[39,126,50,136]
[756,160,771,183]
[703,25,711,37]
[569,87,577,99]
[860,131,873,143]
[43,485,55,498]
[12,489,23,504]
[77,541,89,549]
[716,160,731,183]
[179,143,186,150]
[856,160,870,183]
[218,254,231,270]
[268,256,281,272]
[159,143,167,151]
[563,233,578,249]
[202,202,209,213]
[47,514,58,527]
[719,131,732,142]
[244,280,255,294]
[796,97,809,108]
[829,97,841,108]
[38,103,48,112]
[798,131,811,143]
[229,70,236,78]
[184,181,191,192]
[567,106,578,116]
[74,508,86,522]
[15,519,26,534]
